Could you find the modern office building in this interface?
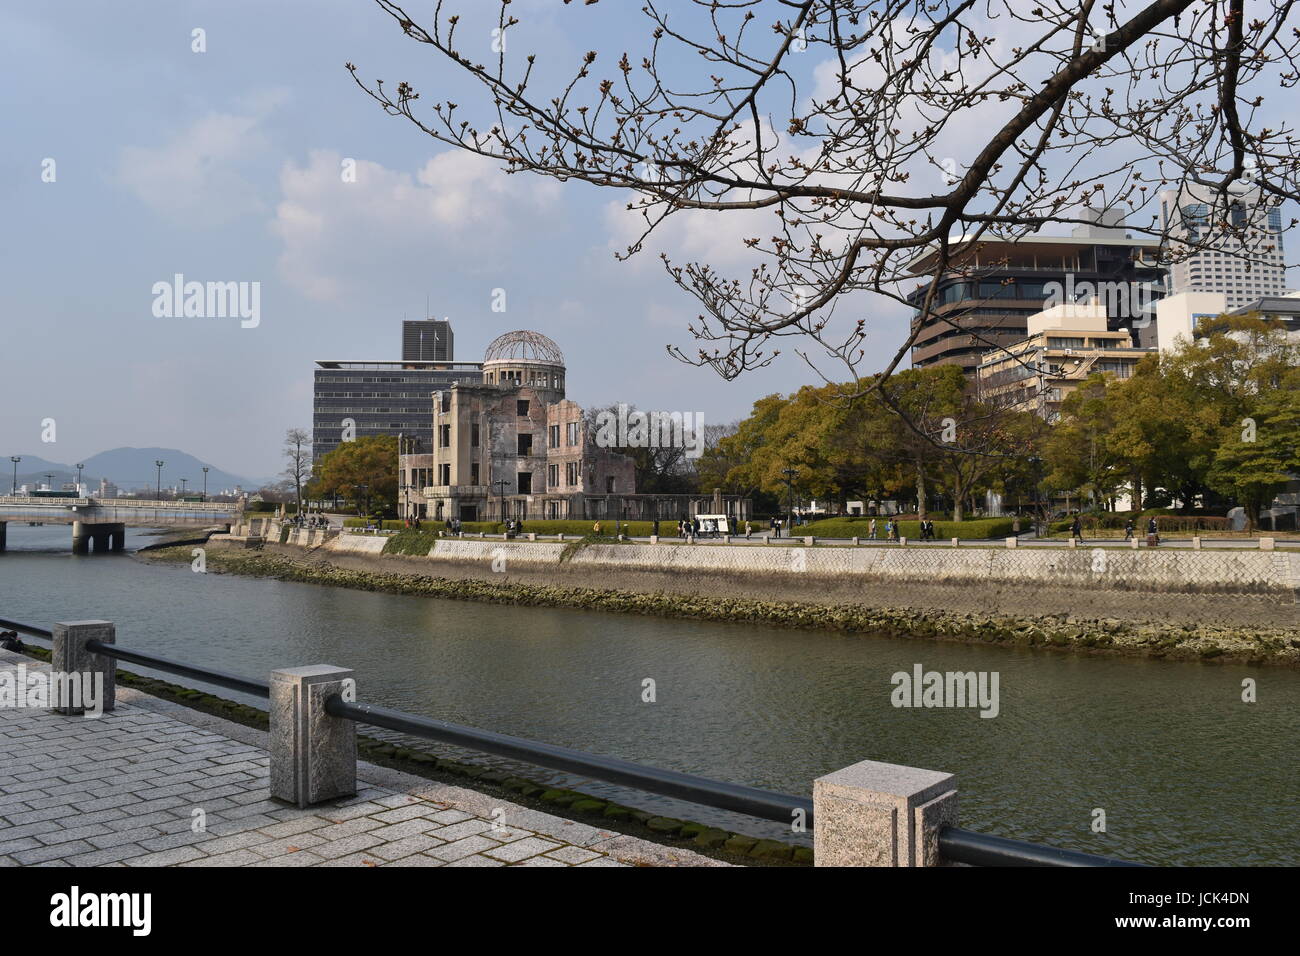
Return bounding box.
[976,299,1155,421]
[905,210,1166,375]
[1159,181,1287,310]
[312,320,483,463]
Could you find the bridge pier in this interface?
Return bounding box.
[90,526,111,552]
[72,522,124,554]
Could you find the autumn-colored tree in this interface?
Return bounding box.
[312,436,399,516]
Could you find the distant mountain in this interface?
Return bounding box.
[6,447,262,494]
[5,454,76,491]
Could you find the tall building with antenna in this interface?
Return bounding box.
[402,319,454,362]
[313,319,481,462]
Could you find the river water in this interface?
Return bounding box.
[1,524,1295,864]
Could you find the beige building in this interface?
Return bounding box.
[976,300,1154,420]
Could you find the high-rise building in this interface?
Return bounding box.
[1159,181,1286,310]
[312,320,483,462]
[402,319,454,362]
[905,210,1166,375]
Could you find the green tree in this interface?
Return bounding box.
[1207,367,1300,531]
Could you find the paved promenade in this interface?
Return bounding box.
[0,649,723,867]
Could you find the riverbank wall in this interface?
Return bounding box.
[183,531,1300,663]
[308,532,1300,598]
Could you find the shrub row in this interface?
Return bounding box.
[353,518,763,537]
[1050,514,1231,533]
[799,516,1016,540]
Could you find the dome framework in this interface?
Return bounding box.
[483,330,565,366]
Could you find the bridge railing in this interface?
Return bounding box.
[0,615,1142,868]
[0,495,237,512]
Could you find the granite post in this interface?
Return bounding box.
[51,620,116,715]
[270,665,357,808]
[813,759,958,866]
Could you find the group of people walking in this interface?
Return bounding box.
[865,517,904,542]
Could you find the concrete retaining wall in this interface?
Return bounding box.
[304,533,1300,596]
[572,543,1298,594]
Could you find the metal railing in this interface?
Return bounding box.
[0,615,1142,866]
[0,496,236,512]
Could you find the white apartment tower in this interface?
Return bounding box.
[1159,181,1287,309]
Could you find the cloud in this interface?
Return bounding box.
[271,149,561,302]
[115,95,285,225]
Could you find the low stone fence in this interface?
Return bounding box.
[39,620,985,867]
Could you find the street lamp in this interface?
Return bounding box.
[202,466,209,501]
[9,456,20,495]
[76,463,84,496]
[493,478,508,524]
[155,460,165,501]
[44,472,55,492]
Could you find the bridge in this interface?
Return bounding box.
[0,495,241,553]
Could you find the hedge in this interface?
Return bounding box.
[379,519,744,537]
[799,516,1016,539]
[1050,513,1231,533]
[343,518,406,530]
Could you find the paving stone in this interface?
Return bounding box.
[483,837,562,863]
[545,845,603,865]
[367,834,446,861]
[427,835,503,862]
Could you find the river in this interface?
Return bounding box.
[1,524,1295,864]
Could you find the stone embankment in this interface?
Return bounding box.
[143,530,1300,666]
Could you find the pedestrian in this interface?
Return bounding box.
[745,520,752,540]
[593,521,602,535]
[1147,516,1159,546]
[1071,515,1082,542]
[869,517,877,540]
[652,519,660,538]
[1124,518,1134,541]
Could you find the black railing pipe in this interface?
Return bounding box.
[81,640,271,699]
[326,695,813,827]
[0,617,53,639]
[939,827,1144,867]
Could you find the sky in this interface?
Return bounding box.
[1,1,1293,480]
[1,0,915,480]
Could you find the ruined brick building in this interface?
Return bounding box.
[398,330,747,524]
